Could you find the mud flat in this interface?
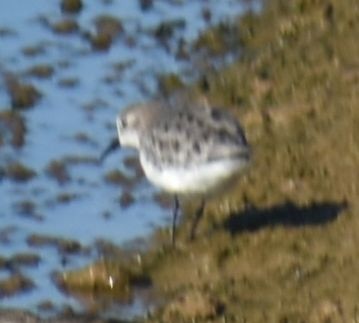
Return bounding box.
[1,0,358,321]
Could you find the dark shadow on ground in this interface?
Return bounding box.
[224,200,348,235]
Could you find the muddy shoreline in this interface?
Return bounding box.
[1,0,358,321]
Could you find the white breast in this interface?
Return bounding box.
[139,153,248,196]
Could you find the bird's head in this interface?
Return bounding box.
[100,102,162,163]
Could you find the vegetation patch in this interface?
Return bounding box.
[26,64,54,79]
[118,191,135,209]
[4,74,41,109]
[46,160,71,185]
[60,0,83,14]
[0,110,26,148]
[104,169,139,189]
[0,274,34,299]
[27,234,85,256]
[51,19,79,35]
[5,162,36,182]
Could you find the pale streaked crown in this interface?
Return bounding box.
[116,101,164,149]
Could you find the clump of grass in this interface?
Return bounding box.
[104,169,138,189]
[0,274,34,298]
[5,162,36,182]
[157,73,184,96]
[0,110,26,148]
[51,19,79,35]
[46,160,70,185]
[60,0,82,14]
[4,74,41,109]
[26,64,54,79]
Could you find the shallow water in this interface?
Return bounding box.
[0,0,258,318]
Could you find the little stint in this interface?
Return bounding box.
[101,98,250,246]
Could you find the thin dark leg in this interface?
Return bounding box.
[171,195,180,247]
[190,199,206,241]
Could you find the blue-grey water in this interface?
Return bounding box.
[0,0,258,317]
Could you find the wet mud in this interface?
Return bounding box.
[1,0,357,322]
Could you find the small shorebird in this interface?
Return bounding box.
[101,98,250,246]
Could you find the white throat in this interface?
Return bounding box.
[116,117,141,149]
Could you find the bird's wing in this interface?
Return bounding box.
[140,106,250,167]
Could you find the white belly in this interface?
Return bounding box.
[139,154,248,196]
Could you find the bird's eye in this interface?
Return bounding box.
[120,118,128,128]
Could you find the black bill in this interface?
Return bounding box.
[99,137,120,163]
